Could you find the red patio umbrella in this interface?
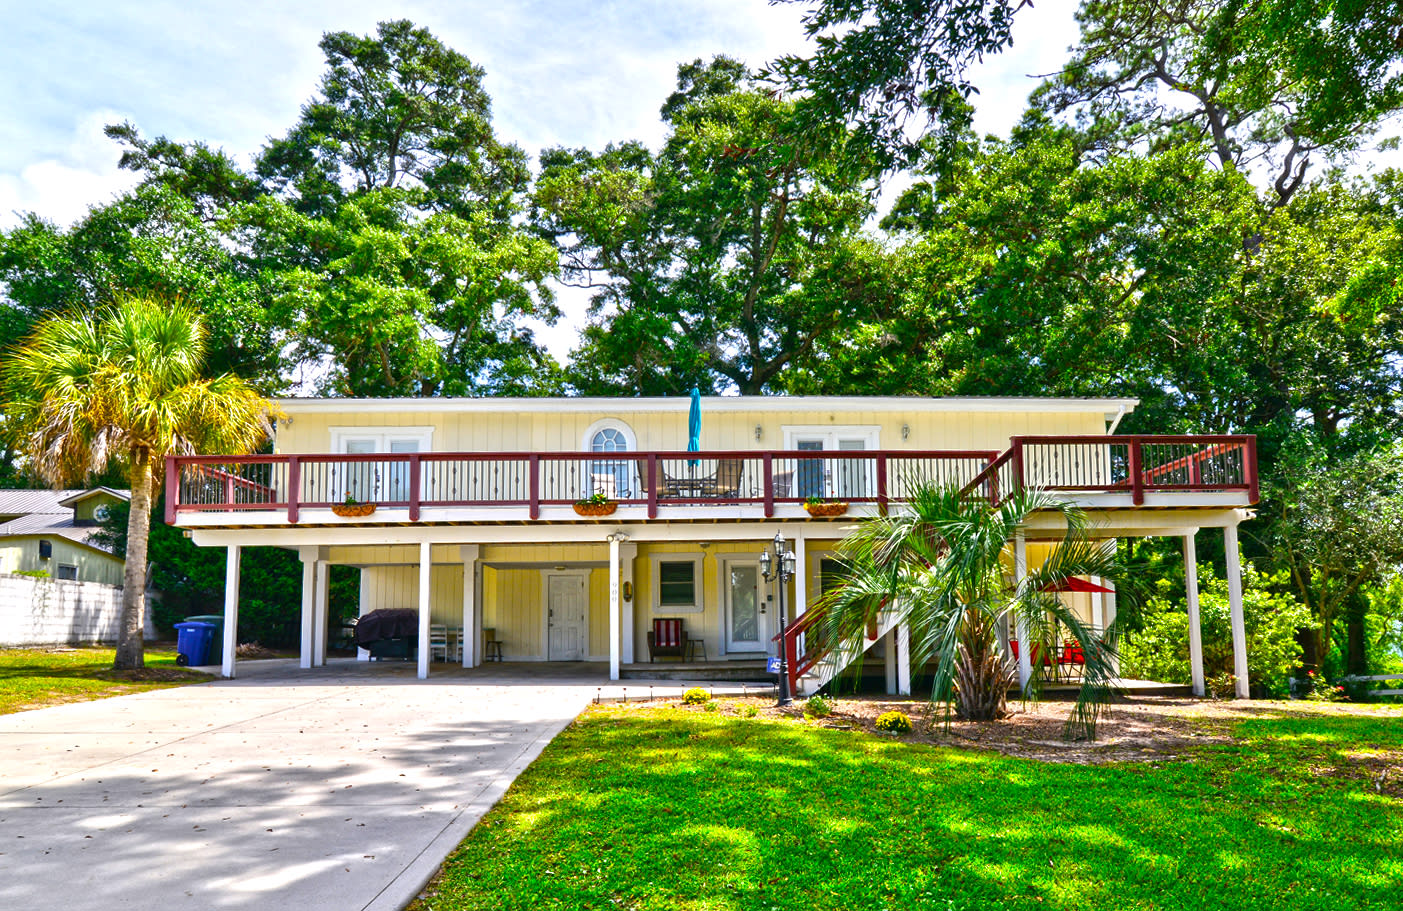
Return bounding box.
[1039,576,1115,594]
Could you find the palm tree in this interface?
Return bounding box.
[817,483,1130,740]
[1,297,272,669]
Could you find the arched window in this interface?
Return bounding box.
[584,420,636,499]
[592,427,629,454]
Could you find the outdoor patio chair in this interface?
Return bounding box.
[429,624,449,662]
[1058,643,1086,682]
[712,458,744,497]
[647,618,687,661]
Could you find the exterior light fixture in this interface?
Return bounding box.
[758,531,796,706]
[754,424,763,442]
[901,423,910,441]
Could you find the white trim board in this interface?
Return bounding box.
[277,396,1139,420]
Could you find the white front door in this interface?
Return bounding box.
[724,561,768,654]
[546,573,587,661]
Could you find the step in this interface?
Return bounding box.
[621,661,775,682]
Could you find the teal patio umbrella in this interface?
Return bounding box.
[688,386,702,467]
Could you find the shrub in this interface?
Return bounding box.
[1120,564,1313,696]
[682,687,709,705]
[804,695,833,718]
[875,710,912,734]
[739,704,759,718]
[703,700,719,712]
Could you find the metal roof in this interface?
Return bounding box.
[0,489,88,516]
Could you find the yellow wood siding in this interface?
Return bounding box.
[483,567,545,657]
[275,404,1111,456]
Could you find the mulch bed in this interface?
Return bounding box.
[623,694,1403,765]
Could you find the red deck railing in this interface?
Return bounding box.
[163,435,1257,525]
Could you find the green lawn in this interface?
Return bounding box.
[413,703,1403,911]
[0,646,212,714]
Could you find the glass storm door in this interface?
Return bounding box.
[726,562,766,653]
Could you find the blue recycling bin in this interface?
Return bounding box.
[174,621,217,667]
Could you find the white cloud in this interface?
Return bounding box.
[0,110,140,230]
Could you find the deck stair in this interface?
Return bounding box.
[779,604,904,697]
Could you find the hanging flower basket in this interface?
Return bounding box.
[803,501,848,518]
[573,501,618,517]
[332,502,377,518]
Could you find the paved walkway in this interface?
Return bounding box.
[0,659,751,910]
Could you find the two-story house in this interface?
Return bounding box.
[166,395,1258,697]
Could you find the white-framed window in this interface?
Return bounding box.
[328,427,434,503]
[583,418,637,499]
[651,553,703,614]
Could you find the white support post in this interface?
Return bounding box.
[620,543,637,664]
[473,563,485,667]
[1184,533,1205,697]
[895,623,912,696]
[313,559,329,667]
[884,628,899,695]
[1103,578,1119,676]
[1224,523,1249,699]
[417,541,432,680]
[793,532,809,618]
[299,547,316,670]
[221,545,241,679]
[1091,579,1104,631]
[1014,532,1032,691]
[460,545,479,668]
[608,534,622,681]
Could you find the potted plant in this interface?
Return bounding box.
[803,496,848,517]
[574,491,617,517]
[331,490,377,518]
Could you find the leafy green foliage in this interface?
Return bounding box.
[1036,0,1403,207]
[256,19,530,220]
[770,0,1026,166]
[537,57,884,394]
[1120,565,1314,696]
[0,184,286,386]
[803,694,833,717]
[681,687,710,705]
[1265,442,1403,672]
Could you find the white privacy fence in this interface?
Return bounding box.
[0,573,156,646]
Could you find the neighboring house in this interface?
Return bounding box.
[0,487,129,585]
[167,396,1259,696]
[0,486,152,647]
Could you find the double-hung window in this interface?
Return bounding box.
[652,554,703,613]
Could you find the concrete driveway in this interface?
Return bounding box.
[0,659,650,910]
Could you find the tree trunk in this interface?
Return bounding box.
[114,451,153,670]
[1345,595,1368,676]
[953,609,1011,720]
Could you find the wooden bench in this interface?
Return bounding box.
[1340,674,1403,697]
